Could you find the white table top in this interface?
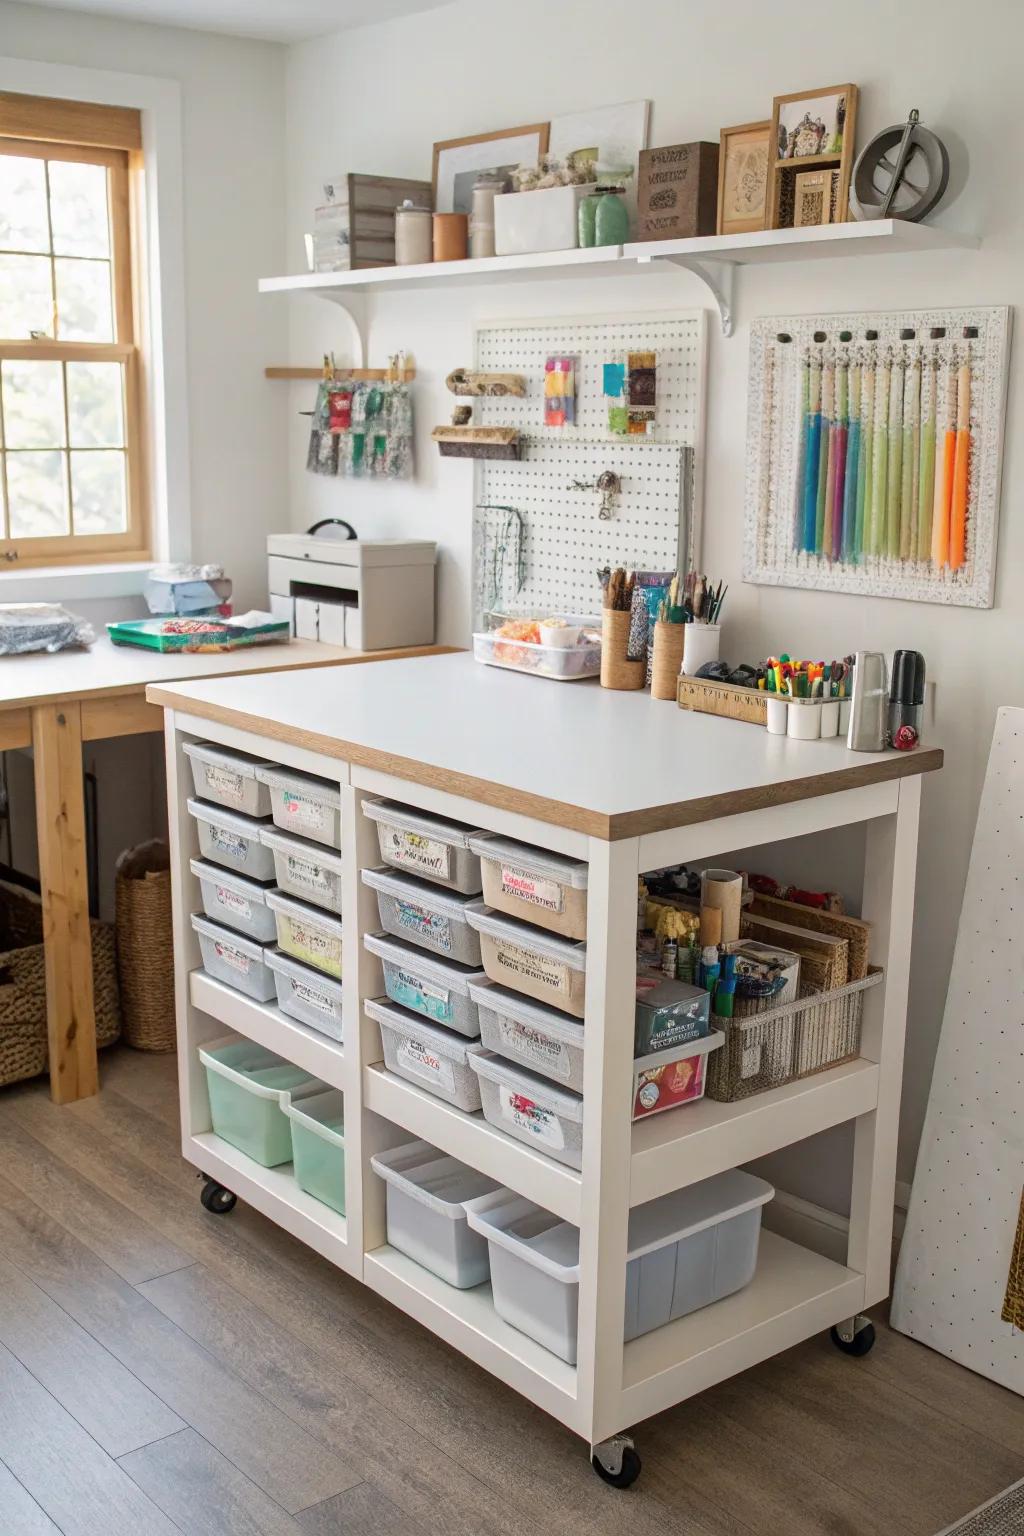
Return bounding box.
[149,652,941,839]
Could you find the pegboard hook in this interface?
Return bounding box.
[571,469,622,520]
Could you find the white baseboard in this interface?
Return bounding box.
[767,1181,912,1267]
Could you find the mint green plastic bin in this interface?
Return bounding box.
[198,1035,324,1167]
[284,1089,346,1214]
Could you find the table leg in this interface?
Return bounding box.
[32,701,98,1103]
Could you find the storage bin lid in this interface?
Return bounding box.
[254,763,341,808]
[464,907,587,972]
[187,797,269,834]
[370,1138,500,1219]
[189,857,274,903]
[365,996,485,1062]
[284,1087,345,1144]
[464,1190,581,1282]
[182,740,275,777]
[361,866,487,922]
[259,823,344,873]
[632,1030,724,1074]
[190,910,273,960]
[468,834,589,891]
[197,1032,326,1102]
[467,1049,583,1121]
[265,947,344,1002]
[467,982,584,1045]
[265,888,344,936]
[626,1170,774,1259]
[361,798,485,849]
[363,931,487,994]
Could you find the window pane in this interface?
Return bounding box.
[70,449,126,533]
[48,160,110,259]
[6,451,68,537]
[2,360,66,448]
[0,253,53,338]
[0,155,50,253]
[67,361,124,448]
[55,256,112,341]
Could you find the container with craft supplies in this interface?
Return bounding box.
[681,622,721,677]
[474,616,602,682]
[465,907,587,1018]
[182,741,274,817]
[787,697,822,741]
[198,1034,324,1166]
[188,798,276,882]
[265,889,343,979]
[468,1050,584,1170]
[361,866,485,966]
[362,800,485,894]
[266,949,345,1041]
[468,835,588,941]
[366,996,485,1111]
[284,1090,346,1214]
[730,941,801,1015]
[255,764,341,849]
[190,912,277,1002]
[260,825,343,913]
[471,982,586,1093]
[363,931,487,1038]
[190,857,277,943]
[370,1140,501,1289]
[765,695,788,736]
[634,976,710,1055]
[632,1031,724,1119]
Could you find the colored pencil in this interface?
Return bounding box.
[816,359,833,553]
[931,353,956,566]
[802,351,822,552]
[843,362,861,562]
[949,353,971,570]
[886,349,904,559]
[917,355,936,562]
[856,357,873,560]
[901,354,919,560]
[830,357,848,559]
[871,352,890,557]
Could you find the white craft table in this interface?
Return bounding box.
[149,652,941,1482]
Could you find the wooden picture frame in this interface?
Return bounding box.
[432,122,549,215]
[768,83,858,230]
[716,119,771,236]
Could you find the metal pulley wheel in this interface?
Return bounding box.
[850,109,949,222]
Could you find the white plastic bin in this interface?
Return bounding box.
[466,1170,774,1363]
[366,996,484,1111]
[370,1139,501,1288]
[183,741,274,817]
[188,798,276,882]
[284,1089,346,1214]
[266,949,344,1041]
[363,931,487,1038]
[361,867,485,966]
[190,912,276,1002]
[468,835,588,941]
[362,799,485,894]
[468,1050,583,1170]
[256,764,341,849]
[190,858,277,943]
[465,907,586,1018]
[265,889,343,979]
[470,982,585,1093]
[260,825,343,913]
[198,1033,325,1166]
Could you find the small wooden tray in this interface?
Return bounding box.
[677,675,767,725]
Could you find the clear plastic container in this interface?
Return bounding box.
[265,889,343,979]
[631,1032,725,1119]
[190,857,277,943]
[370,1139,501,1288]
[465,907,586,1018]
[468,1050,584,1170]
[260,825,343,913]
[366,996,485,1111]
[362,799,485,894]
[255,764,341,849]
[361,867,485,966]
[284,1089,346,1213]
[470,982,585,1093]
[266,949,344,1042]
[198,1033,324,1166]
[190,912,276,1002]
[182,741,274,817]
[468,834,588,940]
[188,798,276,882]
[473,629,601,681]
[363,931,486,1038]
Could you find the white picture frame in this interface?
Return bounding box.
[433,123,549,215]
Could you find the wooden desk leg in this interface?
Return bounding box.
[32,701,98,1104]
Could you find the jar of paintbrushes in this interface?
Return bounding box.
[600,568,645,690]
[651,573,686,699]
[680,572,727,676]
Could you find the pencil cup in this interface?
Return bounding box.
[787,699,822,740]
[600,609,645,691]
[820,700,840,739]
[765,697,788,736]
[681,622,721,676]
[651,621,686,700]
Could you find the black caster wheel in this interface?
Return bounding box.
[591,1436,642,1489]
[200,1179,237,1215]
[831,1320,876,1357]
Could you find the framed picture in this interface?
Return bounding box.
[548,100,650,225]
[769,84,858,228]
[433,123,549,215]
[792,168,835,228]
[717,120,770,236]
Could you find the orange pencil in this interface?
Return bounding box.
[930,356,956,567]
[949,356,971,570]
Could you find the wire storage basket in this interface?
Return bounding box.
[705,967,882,1103]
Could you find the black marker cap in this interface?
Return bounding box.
[891,650,926,704]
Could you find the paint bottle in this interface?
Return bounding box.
[713,976,736,1018]
[662,938,677,978]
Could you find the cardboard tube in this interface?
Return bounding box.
[701,868,742,943]
[699,904,723,948]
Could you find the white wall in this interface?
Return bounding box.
[284,0,1024,1189]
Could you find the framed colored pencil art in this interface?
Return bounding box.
[743,307,1011,607]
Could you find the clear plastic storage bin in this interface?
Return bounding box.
[362,799,485,894]
[631,1032,724,1119]
[198,1033,324,1166]
[363,931,487,1038]
[366,996,484,1111]
[266,889,343,978]
[468,835,588,941]
[190,857,277,943]
[465,1170,774,1363]
[469,1050,584,1170]
[260,825,343,913]
[190,912,276,1002]
[361,867,485,966]
[370,1139,501,1288]
[284,1089,346,1214]
[188,798,276,882]
[465,907,586,1018]
[183,740,274,817]
[473,629,601,681]
[470,982,585,1093]
[255,764,341,849]
[266,949,344,1041]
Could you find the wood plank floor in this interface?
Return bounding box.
[0,1048,1021,1536]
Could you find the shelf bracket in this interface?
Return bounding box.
[312,290,368,369]
[633,254,736,337]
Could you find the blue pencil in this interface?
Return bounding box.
[802,353,822,551]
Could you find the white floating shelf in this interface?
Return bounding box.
[190,970,346,1093]
[624,218,978,266]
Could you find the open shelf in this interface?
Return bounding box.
[190,970,345,1092]
[625,217,976,266]
[259,244,626,297]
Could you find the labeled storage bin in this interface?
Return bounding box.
[190,858,277,943]
[256,764,341,849]
[363,931,487,1038]
[366,996,484,1111]
[188,798,276,882]
[465,1170,774,1363]
[468,835,588,941]
[362,799,484,894]
[198,1033,324,1166]
[190,912,276,1002]
[183,741,274,817]
[260,825,343,913]
[361,867,485,966]
[266,949,344,1042]
[469,1050,584,1170]
[631,1032,724,1119]
[370,1139,501,1288]
[266,889,343,979]
[284,1089,346,1213]
[470,982,585,1093]
[466,907,586,1018]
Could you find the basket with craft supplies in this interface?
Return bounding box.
[115,841,175,1051]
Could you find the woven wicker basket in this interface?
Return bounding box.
[115,840,175,1052]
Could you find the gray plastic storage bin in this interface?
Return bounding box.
[469,1050,583,1169]
[188,798,276,882]
[468,834,589,941]
[370,1139,501,1287]
[266,948,344,1041]
[470,982,585,1093]
[363,931,487,1038]
[190,912,276,1002]
[362,799,485,894]
[361,867,485,966]
[266,889,343,979]
[199,1032,324,1166]
[183,741,274,818]
[465,1170,774,1364]
[260,825,343,914]
[366,996,484,1110]
[190,857,277,943]
[256,764,341,849]
[465,907,586,1019]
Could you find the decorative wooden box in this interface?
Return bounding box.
[676,675,767,726]
[319,173,432,270]
[636,143,720,241]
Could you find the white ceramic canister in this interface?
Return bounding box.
[787,699,822,740]
[469,174,506,259]
[765,696,788,736]
[395,200,433,265]
[681,622,721,676]
[820,699,840,738]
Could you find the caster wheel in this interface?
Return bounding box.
[831,1320,876,1357]
[591,1436,642,1489]
[200,1180,237,1215]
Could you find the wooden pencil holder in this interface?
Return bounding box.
[651,620,686,700]
[600,609,645,691]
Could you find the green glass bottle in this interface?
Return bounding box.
[594,186,629,246]
[578,191,600,248]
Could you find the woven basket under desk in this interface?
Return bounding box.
[705,967,883,1103]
